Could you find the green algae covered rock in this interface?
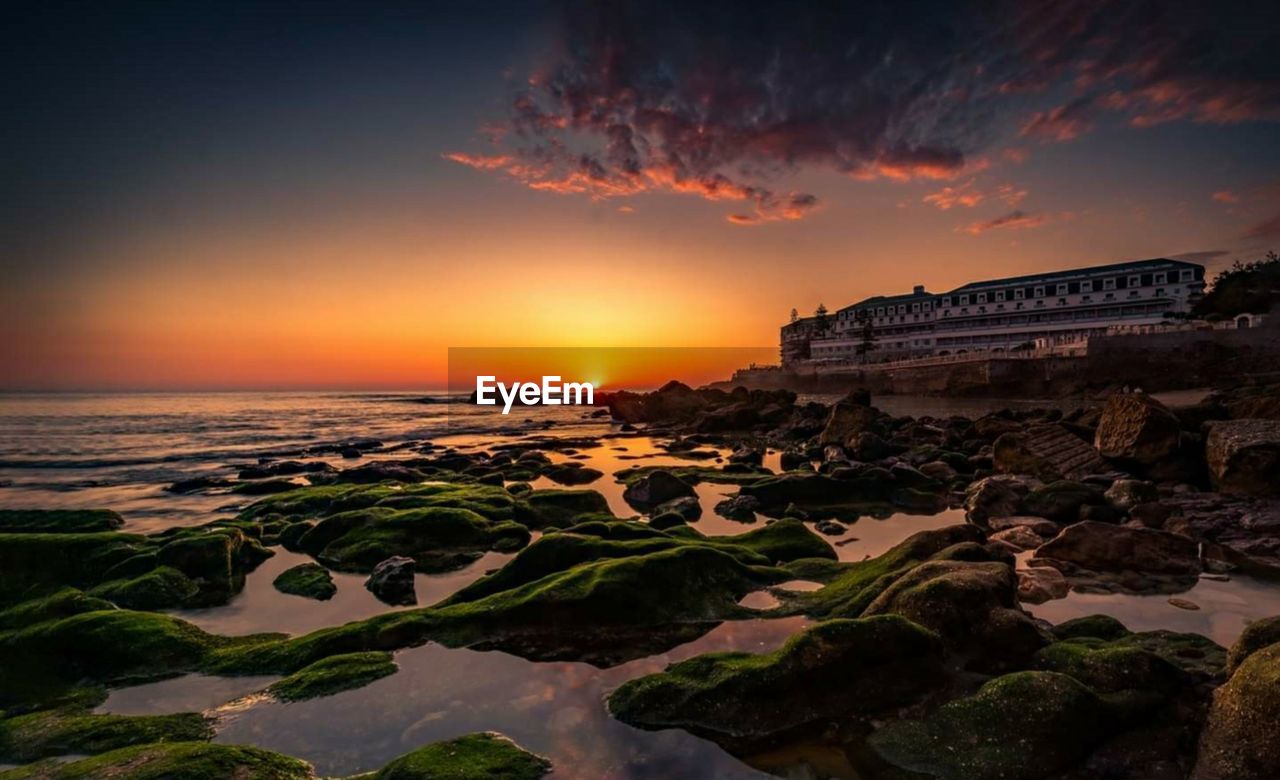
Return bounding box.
[796,524,988,619]
[608,615,947,740]
[0,510,124,534]
[0,590,113,632]
[298,506,530,573]
[521,489,612,528]
[372,732,550,780]
[0,709,211,763]
[90,567,200,610]
[1228,615,1280,674]
[0,741,313,779]
[443,519,828,607]
[267,651,396,701]
[867,671,1114,780]
[0,533,151,605]
[0,609,277,707]
[272,563,337,601]
[1052,614,1132,642]
[1034,639,1187,697]
[1193,641,1280,780]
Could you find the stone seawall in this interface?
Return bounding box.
[722,322,1280,397]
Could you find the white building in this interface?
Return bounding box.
[791,258,1206,366]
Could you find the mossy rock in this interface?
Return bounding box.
[0,533,151,605]
[0,709,211,763]
[371,732,550,779]
[272,564,337,601]
[1034,639,1186,697]
[614,465,770,486]
[867,671,1115,780]
[0,510,124,534]
[0,741,313,779]
[241,482,527,525]
[797,524,987,619]
[89,567,200,610]
[0,590,113,632]
[267,651,396,701]
[0,609,278,707]
[297,506,530,573]
[277,521,315,552]
[1052,614,1132,642]
[1228,615,1280,674]
[521,489,612,528]
[441,520,827,608]
[608,616,947,739]
[1192,642,1280,780]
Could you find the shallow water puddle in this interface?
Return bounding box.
[172,548,514,637]
[99,617,811,778]
[100,674,280,716]
[1027,573,1280,647]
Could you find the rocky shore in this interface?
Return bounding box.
[1,380,1279,778]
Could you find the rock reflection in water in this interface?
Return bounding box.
[171,548,516,637]
[1027,572,1280,646]
[211,617,810,778]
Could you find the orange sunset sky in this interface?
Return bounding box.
[3,1,1279,391]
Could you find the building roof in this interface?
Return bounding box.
[837,288,933,313]
[945,257,1199,294]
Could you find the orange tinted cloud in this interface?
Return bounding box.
[923,181,984,210]
[1212,190,1240,204]
[959,210,1052,235]
[1020,101,1094,142]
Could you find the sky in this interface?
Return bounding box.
[3,0,1280,391]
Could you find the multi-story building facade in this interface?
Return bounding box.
[790,258,1205,366]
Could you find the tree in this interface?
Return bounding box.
[854,311,877,364]
[789,307,799,323]
[814,303,829,333]
[1192,250,1280,318]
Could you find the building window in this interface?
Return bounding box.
[923,302,931,311]
[1034,286,1045,298]
[1179,270,1193,281]
[959,295,970,305]
[898,304,906,314]
[1155,288,1165,297]
[1014,289,1025,300]
[1105,293,1115,301]
[1056,284,1068,295]
[912,303,920,312]
[1082,295,1092,303]
[1129,276,1141,287]
[1016,302,1025,310]
[1154,273,1166,284]
[1103,278,1116,290]
[995,291,1006,302]
[1081,281,1093,293]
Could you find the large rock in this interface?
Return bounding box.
[1094,393,1182,467]
[1033,521,1200,575]
[1020,480,1106,524]
[607,616,947,739]
[817,400,881,446]
[1193,642,1280,780]
[365,556,417,605]
[1205,419,1280,497]
[964,475,1035,524]
[994,424,1105,481]
[1017,566,1069,603]
[1105,479,1160,510]
[868,671,1115,780]
[621,470,696,510]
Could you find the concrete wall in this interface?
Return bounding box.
[727,319,1279,397]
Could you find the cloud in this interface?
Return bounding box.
[1244,211,1280,240]
[1171,250,1230,263]
[1212,190,1240,204]
[923,181,985,210]
[995,184,1028,207]
[959,210,1053,235]
[448,0,1280,221]
[1020,99,1094,142]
